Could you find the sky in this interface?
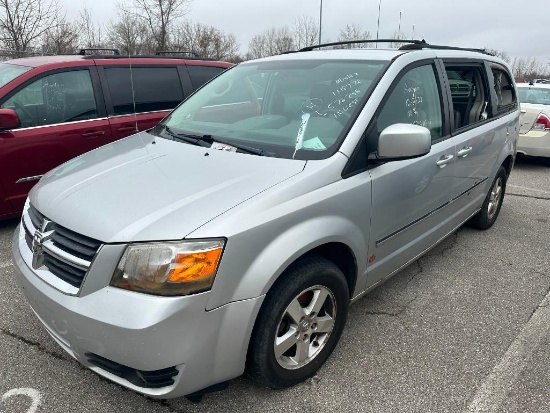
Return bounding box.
[62,0,550,63]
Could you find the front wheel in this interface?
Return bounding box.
[246,257,349,389]
[467,166,507,230]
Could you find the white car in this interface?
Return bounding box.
[517,83,550,157]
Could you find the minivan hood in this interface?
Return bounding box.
[31,133,306,242]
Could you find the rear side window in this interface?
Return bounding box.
[444,64,490,129]
[187,65,226,90]
[491,68,517,113]
[104,67,184,115]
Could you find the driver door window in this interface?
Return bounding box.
[365,64,444,158]
[2,70,98,128]
[376,64,443,141]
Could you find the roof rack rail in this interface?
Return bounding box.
[79,48,120,56]
[79,53,218,61]
[297,39,491,56]
[299,39,426,52]
[398,43,492,55]
[155,50,199,58]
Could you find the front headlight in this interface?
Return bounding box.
[110,239,225,296]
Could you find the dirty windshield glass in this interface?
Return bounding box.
[157,59,386,159]
[0,63,31,89]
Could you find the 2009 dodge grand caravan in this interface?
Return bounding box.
[12,40,519,400]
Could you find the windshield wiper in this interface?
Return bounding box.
[162,125,211,147]
[204,135,275,157]
[163,125,274,157]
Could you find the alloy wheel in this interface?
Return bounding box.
[274,285,336,370]
[487,176,503,220]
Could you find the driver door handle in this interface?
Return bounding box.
[117,126,137,133]
[457,146,473,157]
[81,130,106,139]
[436,154,454,168]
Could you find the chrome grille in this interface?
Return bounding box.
[23,204,102,289]
[42,254,87,287]
[27,203,44,229]
[51,225,102,261]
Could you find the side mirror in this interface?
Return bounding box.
[0,108,20,131]
[377,123,431,160]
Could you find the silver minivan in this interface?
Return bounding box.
[12,41,519,400]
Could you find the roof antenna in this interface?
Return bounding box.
[125,9,138,134]
[128,49,139,133]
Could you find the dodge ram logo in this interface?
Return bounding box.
[31,219,54,269]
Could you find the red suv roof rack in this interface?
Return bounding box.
[155,51,200,58]
[79,48,120,56]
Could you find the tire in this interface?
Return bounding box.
[246,257,349,389]
[467,166,507,230]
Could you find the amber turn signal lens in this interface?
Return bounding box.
[167,248,223,283]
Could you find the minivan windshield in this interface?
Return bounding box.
[156,59,386,159]
[0,63,31,89]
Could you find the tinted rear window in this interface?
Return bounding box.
[104,67,184,115]
[187,65,226,90]
[492,68,517,112]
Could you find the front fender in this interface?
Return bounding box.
[205,215,369,311]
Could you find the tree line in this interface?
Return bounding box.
[0,0,548,80]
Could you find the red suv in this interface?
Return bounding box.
[0,50,231,220]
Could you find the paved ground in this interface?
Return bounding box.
[0,156,548,413]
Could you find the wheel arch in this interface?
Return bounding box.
[245,241,358,352]
[205,215,367,311]
[501,154,514,176]
[297,242,358,299]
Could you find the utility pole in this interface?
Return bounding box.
[319,0,323,45]
[376,0,382,48]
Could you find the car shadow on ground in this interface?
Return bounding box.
[0,218,18,232]
[514,155,550,168]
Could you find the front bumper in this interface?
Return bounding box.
[12,225,264,398]
[518,130,550,157]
